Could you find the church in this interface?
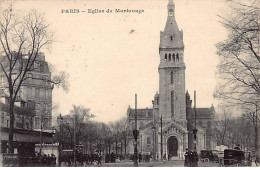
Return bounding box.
[126,0,216,160]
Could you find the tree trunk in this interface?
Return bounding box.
[124,138,127,159]
[8,101,15,153]
[109,142,110,154]
[121,141,122,156]
[116,137,118,154]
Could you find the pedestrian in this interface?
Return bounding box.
[247,153,252,167]
[234,144,241,150]
[97,154,102,167]
[138,153,142,163]
[192,151,198,167]
[255,155,259,167]
[184,148,191,167]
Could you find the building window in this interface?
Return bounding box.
[44,75,48,85]
[11,73,17,80]
[27,73,32,82]
[35,118,40,129]
[27,87,32,98]
[25,122,30,129]
[169,54,171,61]
[1,116,5,125]
[43,103,48,113]
[173,54,175,62]
[34,62,40,69]
[170,35,173,40]
[0,75,5,84]
[147,137,151,145]
[35,88,40,98]
[165,54,167,61]
[45,90,48,99]
[176,53,179,61]
[36,103,40,110]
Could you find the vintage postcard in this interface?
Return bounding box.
[0,0,259,167]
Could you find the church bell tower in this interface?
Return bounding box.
[158,0,186,125]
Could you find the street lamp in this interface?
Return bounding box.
[193,91,198,152]
[152,125,156,161]
[160,114,163,161]
[133,93,138,167]
[57,114,63,166]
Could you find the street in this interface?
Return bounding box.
[78,160,259,167]
[76,160,220,167]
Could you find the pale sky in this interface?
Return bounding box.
[7,0,230,123]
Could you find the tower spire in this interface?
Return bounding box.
[168,0,174,6]
[167,0,175,15]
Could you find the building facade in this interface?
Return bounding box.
[0,52,54,155]
[126,0,215,160]
[0,52,53,130]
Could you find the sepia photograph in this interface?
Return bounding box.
[0,0,259,167]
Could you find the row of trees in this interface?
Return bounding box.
[214,0,259,155]
[54,105,130,157]
[214,111,255,151]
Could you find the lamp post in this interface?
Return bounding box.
[57,114,63,166]
[73,115,78,166]
[152,124,156,161]
[133,93,139,167]
[193,91,197,152]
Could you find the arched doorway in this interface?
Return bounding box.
[167,136,178,158]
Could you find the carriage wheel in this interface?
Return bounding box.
[204,158,209,163]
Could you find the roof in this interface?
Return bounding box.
[195,107,215,118]
[139,122,153,131]
[128,108,153,118]
[0,102,36,116]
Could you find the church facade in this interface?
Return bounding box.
[126,0,215,160]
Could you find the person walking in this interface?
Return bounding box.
[255,155,259,167]
[97,154,102,167]
[184,149,191,167]
[247,153,252,167]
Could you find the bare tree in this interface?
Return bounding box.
[214,110,232,146]
[214,0,260,154]
[0,7,69,153]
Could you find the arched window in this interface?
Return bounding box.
[169,54,171,61]
[165,54,167,61]
[170,35,173,40]
[172,54,175,62]
[176,53,179,61]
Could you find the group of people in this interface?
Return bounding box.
[247,153,259,167]
[184,149,199,167]
[59,153,102,166]
[138,153,151,163]
[105,152,120,163]
[19,152,57,166]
